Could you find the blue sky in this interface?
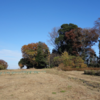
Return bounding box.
[0,0,100,69]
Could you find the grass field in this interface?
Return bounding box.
[0,68,100,100]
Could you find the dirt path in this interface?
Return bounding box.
[0,68,100,100]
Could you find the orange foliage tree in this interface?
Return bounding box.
[19,42,50,69]
[65,28,99,62]
[0,59,8,70]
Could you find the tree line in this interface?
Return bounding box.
[0,17,100,70]
[48,18,100,68]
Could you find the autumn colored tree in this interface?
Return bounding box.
[54,23,78,54]
[79,28,98,58]
[64,28,82,56]
[48,23,99,65]
[21,43,38,66]
[0,59,8,70]
[19,42,49,69]
[64,28,99,63]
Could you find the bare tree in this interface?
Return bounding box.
[94,17,100,62]
[94,17,100,36]
[47,27,60,48]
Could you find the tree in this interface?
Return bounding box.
[35,42,49,68]
[94,17,100,37]
[21,43,38,66]
[93,17,100,63]
[78,28,98,62]
[18,58,33,69]
[64,28,99,62]
[0,59,8,70]
[50,23,99,65]
[19,42,49,69]
[65,28,82,56]
[54,23,78,54]
[47,27,60,48]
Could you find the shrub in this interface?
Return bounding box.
[0,59,8,70]
[80,63,87,68]
[96,63,100,67]
[62,51,87,68]
[57,51,87,70]
[50,64,54,68]
[58,63,65,70]
[0,65,5,70]
[72,56,87,68]
[53,56,62,66]
[88,63,100,67]
[84,70,100,76]
[50,53,61,67]
[60,52,75,67]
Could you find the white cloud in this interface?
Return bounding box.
[0,49,22,57]
[0,49,22,69]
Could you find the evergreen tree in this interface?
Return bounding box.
[35,42,48,68]
[54,23,78,54]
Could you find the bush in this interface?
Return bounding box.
[0,65,5,70]
[84,70,100,76]
[0,59,8,70]
[53,56,62,66]
[88,63,100,67]
[62,51,87,68]
[50,64,54,68]
[50,53,61,67]
[96,63,100,67]
[56,52,75,67]
[56,51,87,70]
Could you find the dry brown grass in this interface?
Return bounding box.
[0,68,100,100]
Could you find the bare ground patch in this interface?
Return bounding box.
[0,68,100,100]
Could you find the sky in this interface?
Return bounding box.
[0,0,100,69]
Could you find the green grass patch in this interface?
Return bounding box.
[10,94,13,96]
[52,92,56,94]
[67,85,72,88]
[60,90,66,93]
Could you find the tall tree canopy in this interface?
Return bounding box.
[65,27,99,62]
[54,23,78,54]
[35,42,49,68]
[51,23,99,64]
[19,42,49,69]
